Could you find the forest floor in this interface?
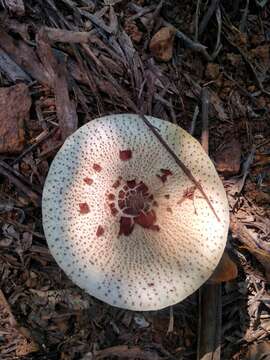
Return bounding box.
[0,0,270,359]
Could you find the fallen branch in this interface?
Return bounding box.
[93,345,162,360]
[197,87,221,360]
[198,0,219,36]
[197,284,222,360]
[44,27,94,43]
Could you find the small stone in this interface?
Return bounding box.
[149,27,176,62]
[215,139,241,177]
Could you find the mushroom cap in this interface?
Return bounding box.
[42,114,229,311]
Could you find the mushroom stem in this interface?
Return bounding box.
[138,113,220,222]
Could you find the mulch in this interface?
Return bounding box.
[0,0,269,359]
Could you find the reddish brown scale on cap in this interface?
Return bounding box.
[164,194,170,199]
[150,225,160,232]
[119,190,125,199]
[107,193,115,200]
[153,201,158,207]
[108,203,118,216]
[110,207,118,216]
[161,169,173,176]
[83,177,93,185]
[156,168,173,183]
[93,163,102,172]
[118,199,126,209]
[119,149,132,161]
[112,179,121,188]
[134,209,157,228]
[127,179,136,189]
[79,202,90,214]
[96,225,105,237]
[119,217,134,236]
[166,207,173,213]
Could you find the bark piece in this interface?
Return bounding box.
[0,83,30,153]
[0,48,31,82]
[215,138,241,177]
[198,284,222,360]
[36,30,78,140]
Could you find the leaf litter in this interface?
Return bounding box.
[0,0,269,359]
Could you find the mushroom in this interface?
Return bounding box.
[42,114,229,311]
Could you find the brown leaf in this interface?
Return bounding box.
[149,27,176,62]
[247,341,270,360]
[0,83,30,154]
[209,251,238,284]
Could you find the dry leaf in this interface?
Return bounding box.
[247,341,270,360]
[149,27,176,62]
[16,338,39,357]
[209,251,238,284]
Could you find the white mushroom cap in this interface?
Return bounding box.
[42,114,229,311]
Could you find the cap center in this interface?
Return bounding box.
[106,178,160,236]
[125,191,146,215]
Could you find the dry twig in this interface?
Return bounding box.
[197,87,221,360]
[0,160,41,206]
